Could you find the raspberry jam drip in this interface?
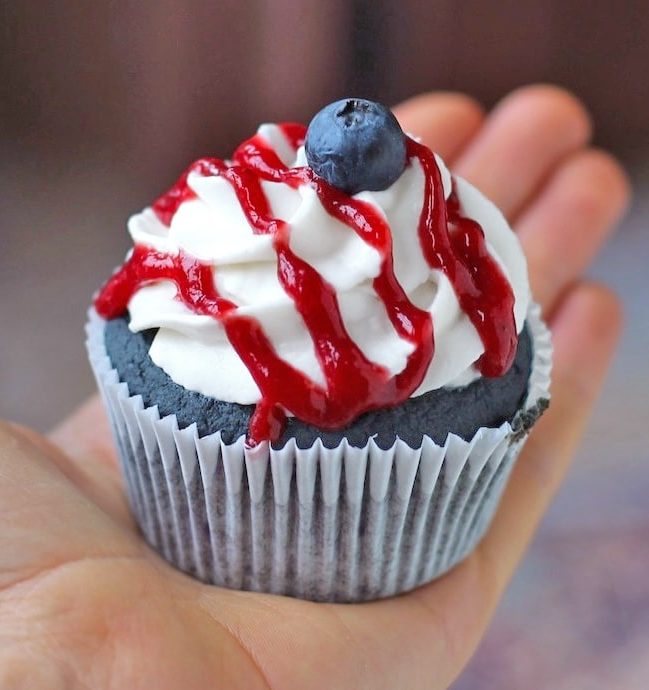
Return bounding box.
[409,139,517,377]
[96,124,517,445]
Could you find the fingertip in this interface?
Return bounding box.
[394,91,485,124]
[578,148,633,219]
[550,281,623,407]
[498,83,593,145]
[561,281,624,340]
[539,148,631,227]
[555,280,623,327]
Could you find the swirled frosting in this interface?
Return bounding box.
[124,124,528,404]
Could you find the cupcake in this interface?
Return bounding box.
[87,99,551,602]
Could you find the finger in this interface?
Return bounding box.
[49,395,134,528]
[393,92,485,162]
[454,84,592,218]
[0,422,140,592]
[475,281,623,600]
[517,149,631,314]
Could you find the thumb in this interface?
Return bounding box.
[0,422,139,592]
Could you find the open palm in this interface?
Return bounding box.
[0,85,629,689]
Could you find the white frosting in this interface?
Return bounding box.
[126,125,530,404]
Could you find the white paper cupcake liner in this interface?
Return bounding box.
[86,302,551,602]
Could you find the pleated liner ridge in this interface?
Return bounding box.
[86,302,551,602]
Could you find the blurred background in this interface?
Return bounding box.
[1,2,648,687]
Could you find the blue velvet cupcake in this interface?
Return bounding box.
[87,99,551,601]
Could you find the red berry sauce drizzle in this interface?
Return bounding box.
[95,124,517,445]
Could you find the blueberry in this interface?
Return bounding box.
[305,98,407,195]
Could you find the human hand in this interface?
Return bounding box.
[0,85,630,689]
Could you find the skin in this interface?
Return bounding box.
[0,85,631,689]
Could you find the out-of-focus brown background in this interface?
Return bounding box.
[1,2,648,688]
